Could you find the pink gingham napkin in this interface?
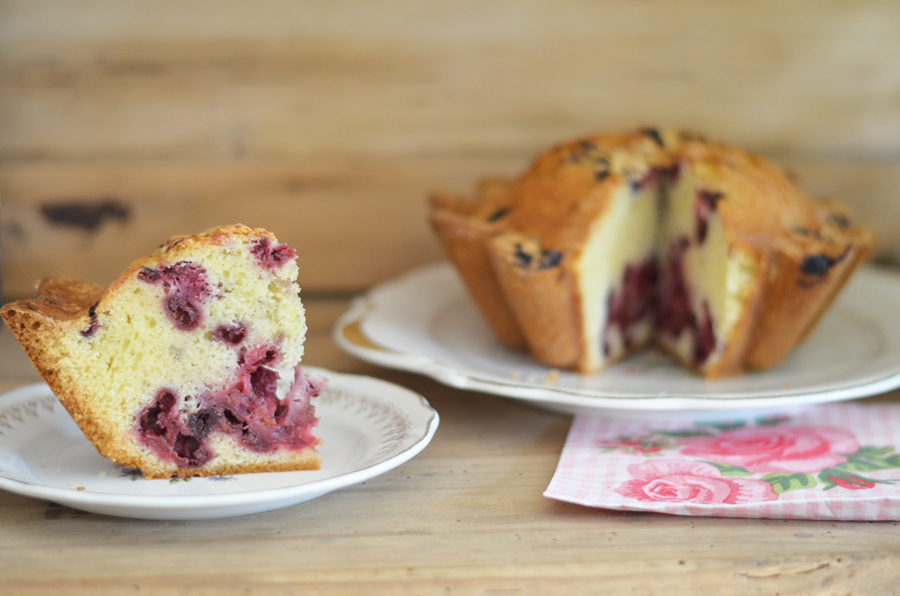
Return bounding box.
[544,403,900,520]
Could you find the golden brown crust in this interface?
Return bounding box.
[680,139,873,260]
[1,300,118,463]
[503,132,670,249]
[125,445,321,480]
[487,234,582,368]
[429,184,528,348]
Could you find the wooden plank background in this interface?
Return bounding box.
[1,0,899,298]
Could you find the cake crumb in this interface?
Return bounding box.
[545,370,560,385]
[99,471,106,477]
[76,486,86,491]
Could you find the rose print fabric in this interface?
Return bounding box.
[544,403,900,520]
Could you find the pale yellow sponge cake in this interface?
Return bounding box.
[430,129,876,378]
[1,224,323,479]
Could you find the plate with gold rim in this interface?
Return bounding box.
[335,262,900,419]
[0,368,439,520]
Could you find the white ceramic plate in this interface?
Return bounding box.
[0,368,439,520]
[335,262,900,418]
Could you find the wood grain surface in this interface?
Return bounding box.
[1,299,899,595]
[2,1,900,297]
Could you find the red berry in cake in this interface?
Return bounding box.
[137,267,160,283]
[140,390,178,438]
[251,238,297,270]
[139,261,211,331]
[173,433,208,464]
[657,238,693,338]
[80,302,100,337]
[165,294,202,330]
[604,257,659,355]
[213,323,247,345]
[694,190,724,244]
[186,408,218,438]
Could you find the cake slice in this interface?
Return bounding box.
[1,224,323,479]
[430,129,876,377]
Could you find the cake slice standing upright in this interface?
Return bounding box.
[2,224,323,479]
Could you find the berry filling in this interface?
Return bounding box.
[630,165,680,194]
[600,240,719,367]
[80,303,100,338]
[592,165,734,369]
[165,294,202,330]
[138,262,211,331]
[655,236,719,367]
[657,238,692,339]
[603,257,658,356]
[213,322,247,345]
[135,351,323,470]
[694,190,724,244]
[251,238,297,270]
[138,389,215,467]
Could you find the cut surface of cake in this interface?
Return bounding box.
[1,224,323,479]
[430,129,876,378]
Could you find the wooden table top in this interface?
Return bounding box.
[3,2,900,593]
[1,297,899,596]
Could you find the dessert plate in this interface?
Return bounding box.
[335,262,900,418]
[0,368,439,520]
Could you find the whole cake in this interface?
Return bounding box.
[1,224,323,478]
[430,129,876,378]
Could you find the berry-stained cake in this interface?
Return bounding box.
[430,130,875,378]
[1,224,323,478]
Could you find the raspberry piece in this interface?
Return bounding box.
[694,190,724,244]
[138,261,210,331]
[213,323,247,345]
[250,238,297,270]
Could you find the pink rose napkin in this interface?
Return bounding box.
[544,403,900,520]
